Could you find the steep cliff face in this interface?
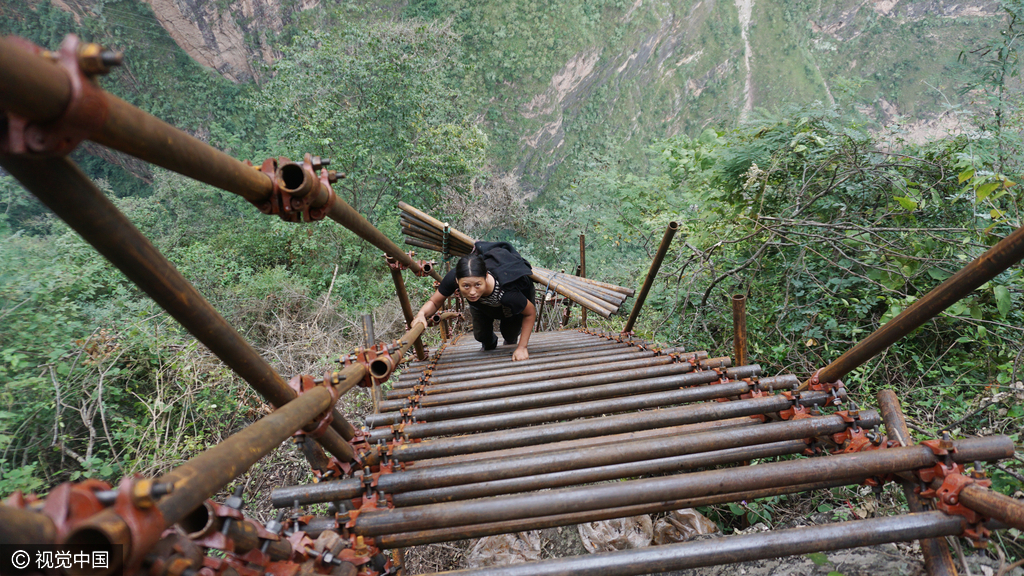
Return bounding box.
[141,0,305,81]
[509,0,1004,192]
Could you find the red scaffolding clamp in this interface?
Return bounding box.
[778,391,818,421]
[1,35,115,156]
[287,374,339,438]
[340,343,396,388]
[916,438,993,544]
[245,153,339,223]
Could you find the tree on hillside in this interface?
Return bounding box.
[250,18,488,225]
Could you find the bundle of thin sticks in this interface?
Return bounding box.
[398,202,634,318]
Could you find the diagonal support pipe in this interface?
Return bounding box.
[0,155,355,462]
[622,222,679,334]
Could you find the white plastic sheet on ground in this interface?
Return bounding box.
[652,508,719,545]
[465,531,544,568]
[578,515,654,553]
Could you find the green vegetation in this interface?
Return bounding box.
[0,0,1022,559]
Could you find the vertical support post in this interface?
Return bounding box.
[580,234,587,329]
[535,290,547,332]
[561,269,572,327]
[877,390,959,576]
[362,314,375,348]
[622,222,679,335]
[732,294,748,367]
[362,313,380,414]
[389,266,427,361]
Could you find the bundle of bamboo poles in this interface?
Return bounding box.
[398,202,634,317]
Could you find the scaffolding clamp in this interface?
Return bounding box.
[340,343,396,388]
[246,154,338,223]
[916,438,993,544]
[287,374,339,439]
[1,35,113,157]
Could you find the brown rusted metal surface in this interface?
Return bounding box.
[391,439,809,506]
[622,221,679,334]
[386,356,677,399]
[369,373,773,442]
[351,437,1007,536]
[876,390,958,576]
[386,388,818,461]
[371,479,861,548]
[0,504,58,545]
[0,36,72,121]
[274,407,876,507]
[580,233,588,328]
[960,484,1024,530]
[407,417,758,469]
[62,387,333,570]
[0,155,355,463]
[368,368,754,428]
[732,294,748,368]
[410,512,966,575]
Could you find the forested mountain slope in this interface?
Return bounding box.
[1,0,1022,555]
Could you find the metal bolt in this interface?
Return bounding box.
[225,485,245,510]
[100,50,123,67]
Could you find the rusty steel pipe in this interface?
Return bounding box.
[399,202,476,249]
[732,294,748,367]
[532,266,635,296]
[385,359,711,411]
[375,478,855,548]
[580,233,588,328]
[387,384,810,461]
[368,367,755,428]
[0,36,73,121]
[396,345,648,383]
[400,220,473,253]
[401,339,626,372]
[528,273,616,317]
[179,501,294,560]
[64,386,336,568]
[392,439,809,507]
[877,389,958,575]
[398,350,659,388]
[400,341,697,375]
[389,265,427,361]
[804,223,1024,389]
[0,38,437,282]
[351,437,1009,536]
[399,347,707,382]
[368,322,427,381]
[0,38,273,203]
[0,505,58,545]
[418,512,967,575]
[530,268,627,306]
[622,221,679,334]
[960,484,1024,530]
[275,405,872,507]
[428,311,460,327]
[0,155,355,461]
[328,199,440,281]
[404,332,606,363]
[407,417,760,469]
[368,371,766,442]
[385,356,677,399]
